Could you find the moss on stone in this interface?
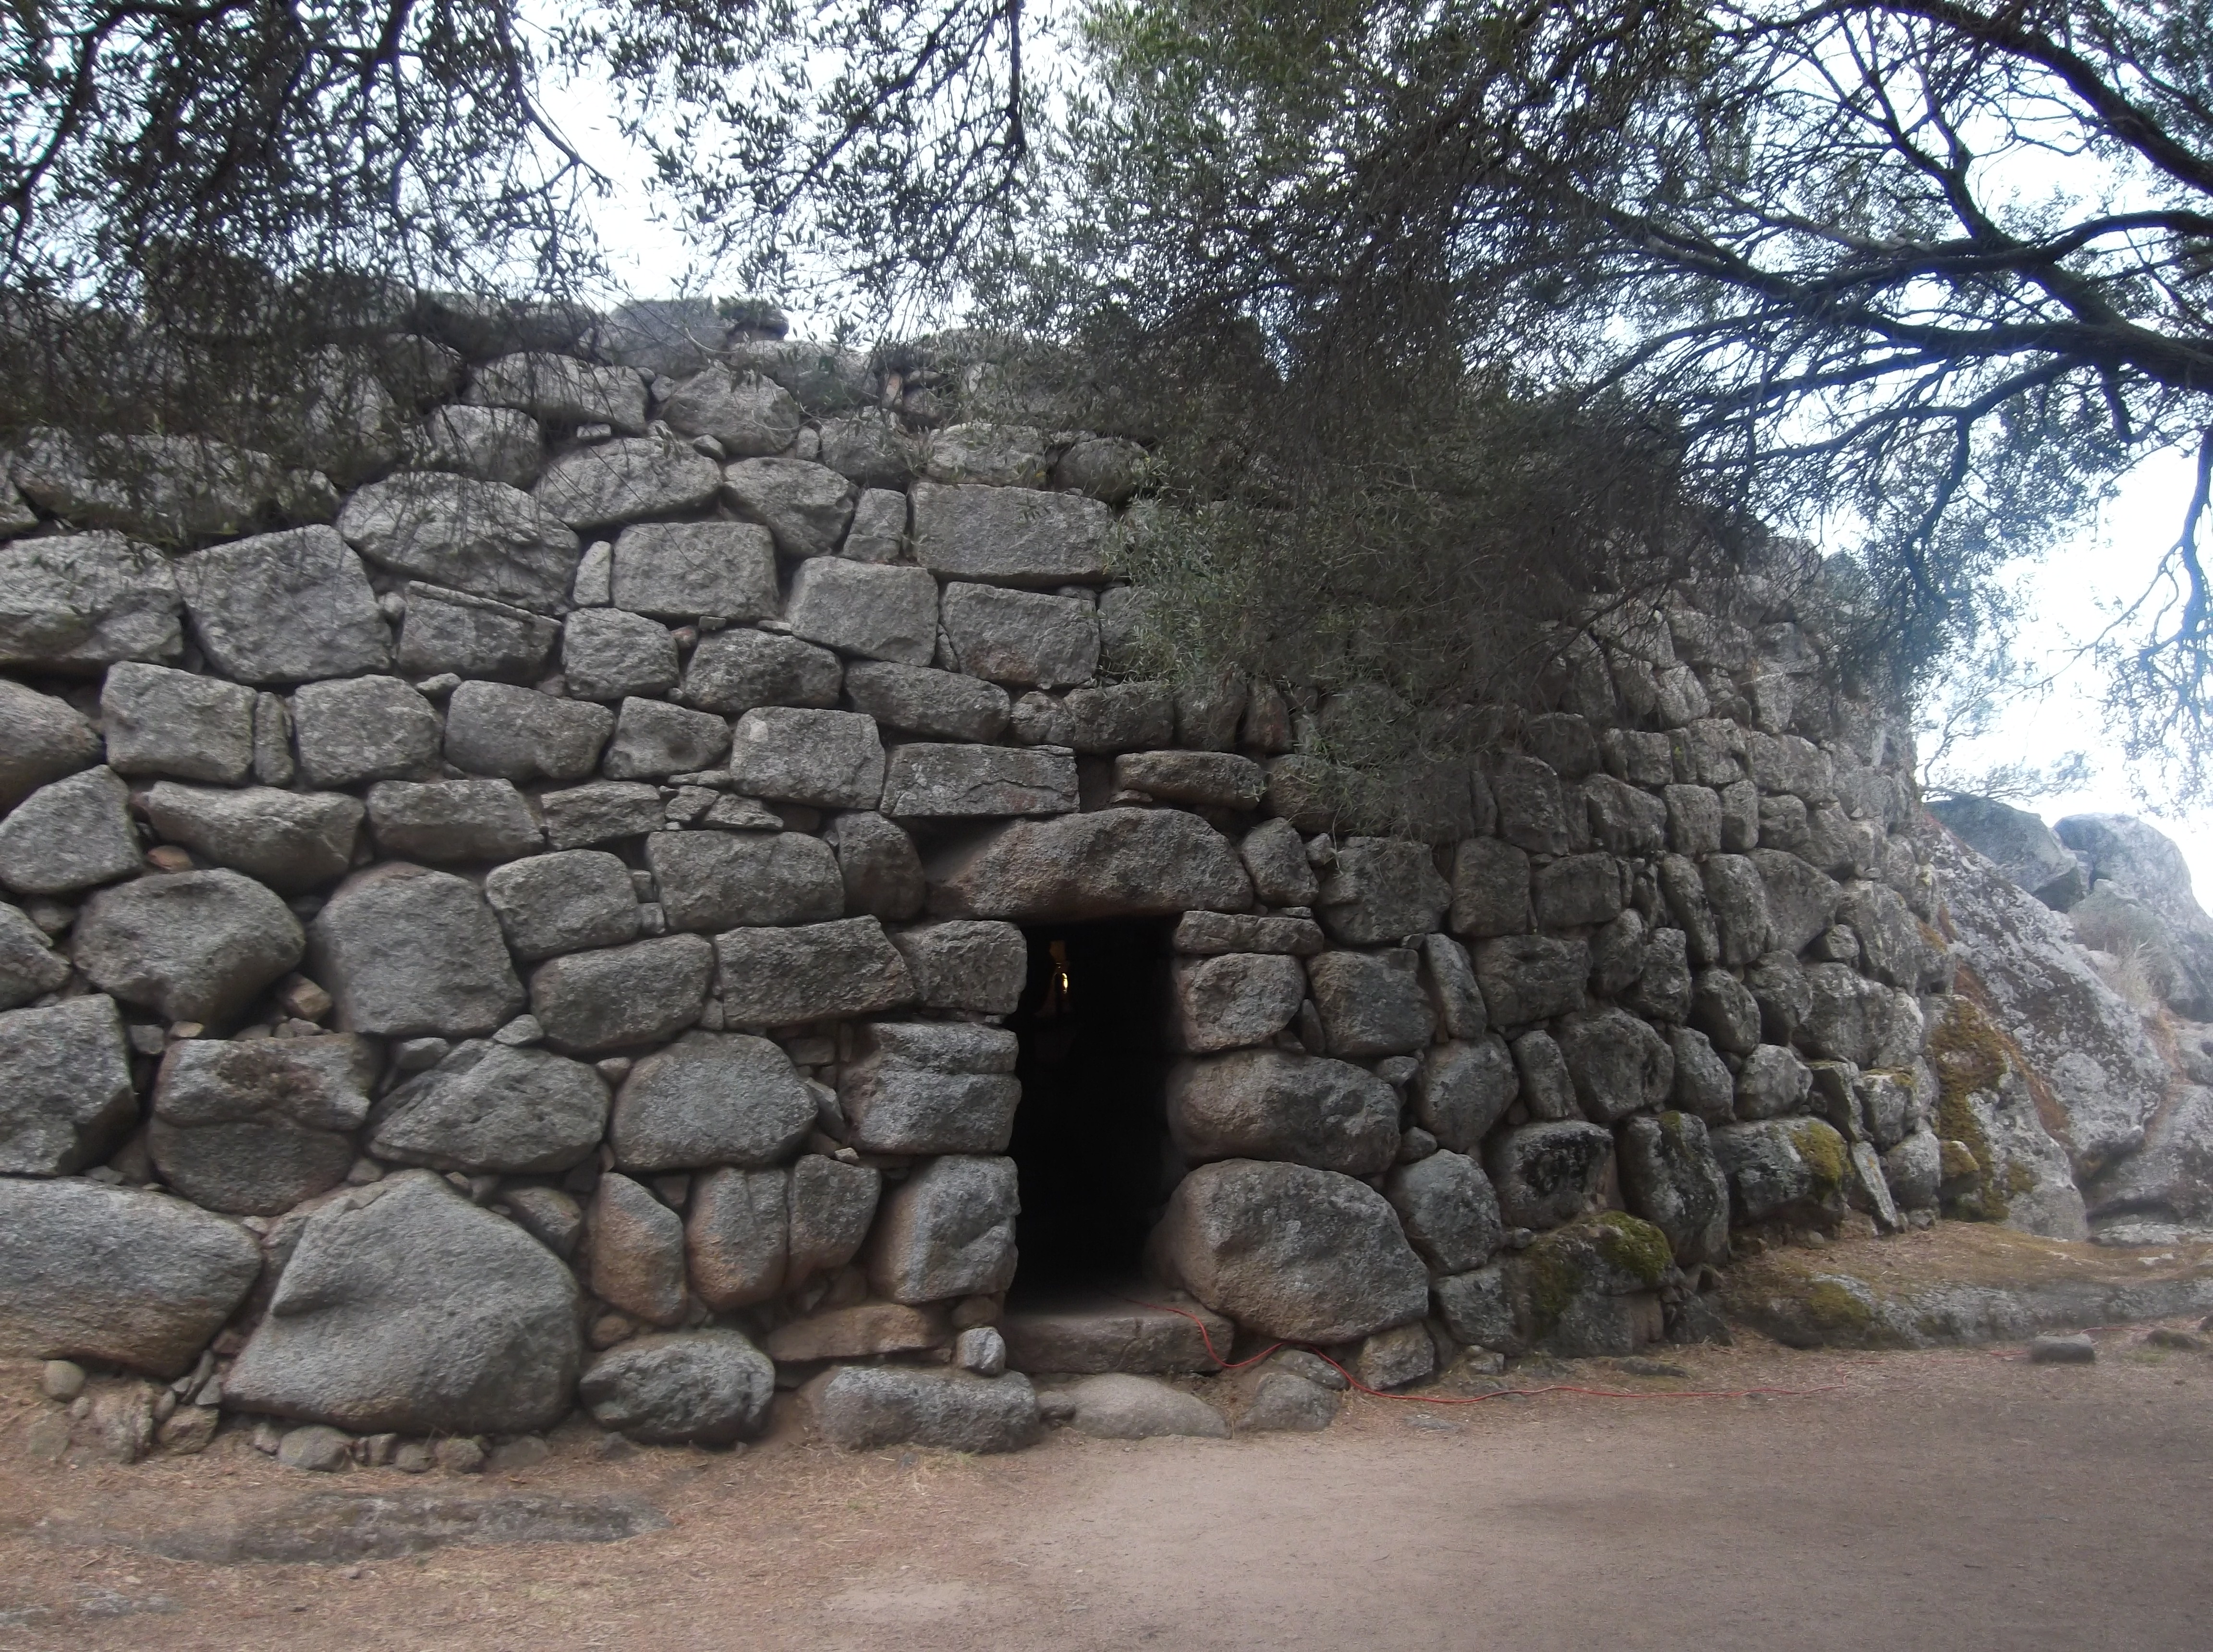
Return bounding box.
[1804,1275,1874,1334]
[1784,1117,1849,1193]
[1928,998,2007,1221]
[1591,1210,1673,1287]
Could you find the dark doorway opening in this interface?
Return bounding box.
[1005,919,1177,1289]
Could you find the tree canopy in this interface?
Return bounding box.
[9,1,2213,795]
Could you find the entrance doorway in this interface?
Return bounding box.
[1004,920,1177,1289]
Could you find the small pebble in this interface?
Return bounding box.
[40,1360,85,1401]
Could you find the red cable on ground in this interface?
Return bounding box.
[1113,1294,1846,1405]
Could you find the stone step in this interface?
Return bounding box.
[999,1286,1233,1374]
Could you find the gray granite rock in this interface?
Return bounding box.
[1532,851,1625,928]
[1410,1036,1518,1152]
[1735,1043,1813,1120]
[1617,1112,1731,1265]
[587,1171,687,1324]
[338,473,582,613]
[365,779,542,863]
[1172,911,1326,957]
[841,1021,1022,1154]
[1708,1116,1849,1222]
[0,679,101,813]
[398,404,545,487]
[1307,948,1435,1057]
[924,808,1251,920]
[311,863,525,1037]
[73,869,305,1023]
[143,784,364,894]
[866,1153,1021,1302]
[679,627,843,715]
[443,680,613,783]
[720,457,857,558]
[0,765,142,895]
[1449,838,1531,938]
[581,1329,777,1444]
[466,352,647,430]
[910,481,1111,585]
[0,899,70,1008]
[1167,1048,1400,1174]
[559,607,680,701]
[608,521,779,620]
[1063,1373,1229,1440]
[1317,838,1451,944]
[369,1040,610,1173]
[1472,934,1588,1026]
[0,531,181,672]
[841,487,908,562]
[1484,1121,1615,1229]
[939,583,1099,686]
[823,811,925,920]
[171,525,392,683]
[534,437,721,531]
[1169,952,1306,1052]
[0,995,137,1174]
[714,916,915,1024]
[292,676,441,787]
[1115,750,1267,809]
[787,1154,883,1285]
[644,830,844,930]
[728,707,886,809]
[1431,1264,1515,1350]
[484,850,640,960]
[1556,1007,1675,1125]
[1240,817,1320,907]
[540,780,662,848]
[784,558,939,666]
[888,919,1028,1012]
[529,934,713,1053]
[0,1177,260,1376]
[610,1030,814,1169]
[659,364,803,456]
[396,583,559,681]
[100,662,257,783]
[1155,1158,1428,1343]
[815,1366,1040,1453]
[685,1166,789,1308]
[880,743,1078,817]
[227,1170,582,1432]
[845,661,1011,742]
[602,697,730,778]
[1062,681,1177,753]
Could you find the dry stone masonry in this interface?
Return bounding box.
[1,299,2196,1465]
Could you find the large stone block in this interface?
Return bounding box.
[684,1166,790,1308]
[465,352,646,429]
[997,1291,1234,1375]
[0,531,180,673]
[311,863,525,1037]
[645,829,843,930]
[845,661,1011,742]
[1750,848,1843,956]
[588,1172,687,1324]
[540,780,662,848]
[720,457,857,558]
[1410,1036,1518,1152]
[787,1154,883,1285]
[443,680,613,783]
[1307,948,1435,1057]
[0,900,70,1009]
[1154,1159,1428,1343]
[291,676,441,787]
[889,920,1028,1012]
[924,807,1252,920]
[560,607,679,701]
[338,473,582,613]
[369,1040,609,1173]
[400,403,544,486]
[911,480,1111,585]
[533,437,722,530]
[1062,682,1177,753]
[1532,852,1624,929]
[226,1171,582,1432]
[727,707,886,809]
[581,1328,776,1445]
[1618,1111,1731,1265]
[396,583,558,681]
[100,661,256,784]
[1799,963,1922,1068]
[1384,1149,1504,1275]
[842,1022,1022,1154]
[1166,1048,1399,1174]
[0,679,101,814]
[1241,817,1320,907]
[1488,755,1571,855]
[1173,911,1325,957]
[1485,1121,1615,1229]
[608,521,778,620]
[659,364,803,456]
[814,1366,1040,1453]
[610,1030,814,1169]
[1449,838,1531,938]
[365,778,542,863]
[679,628,843,715]
[1116,750,1267,809]
[73,868,304,1024]
[766,1301,945,1360]
[0,766,142,895]
[714,916,915,1025]
[939,583,1099,686]
[824,811,924,920]
[0,995,136,1174]
[1709,1116,1849,1221]
[1169,953,1306,1052]
[1555,1007,1675,1124]
[866,1154,1021,1302]
[484,849,640,960]
[784,558,938,666]
[0,1178,260,1376]
[531,934,713,1054]
[603,696,730,778]
[880,744,1077,817]
[1473,935,1589,1026]
[1317,837,1450,944]
[149,1034,378,1215]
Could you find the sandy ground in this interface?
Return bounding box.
[4,1324,2212,1652]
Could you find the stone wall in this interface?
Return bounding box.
[0,305,1970,1458]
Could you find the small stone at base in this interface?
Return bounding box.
[2028,1333,2096,1364]
[40,1360,85,1401]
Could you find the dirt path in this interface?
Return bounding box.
[4,1330,2211,1652]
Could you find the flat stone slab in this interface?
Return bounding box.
[999,1288,1233,1374]
[130,1492,669,1565]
